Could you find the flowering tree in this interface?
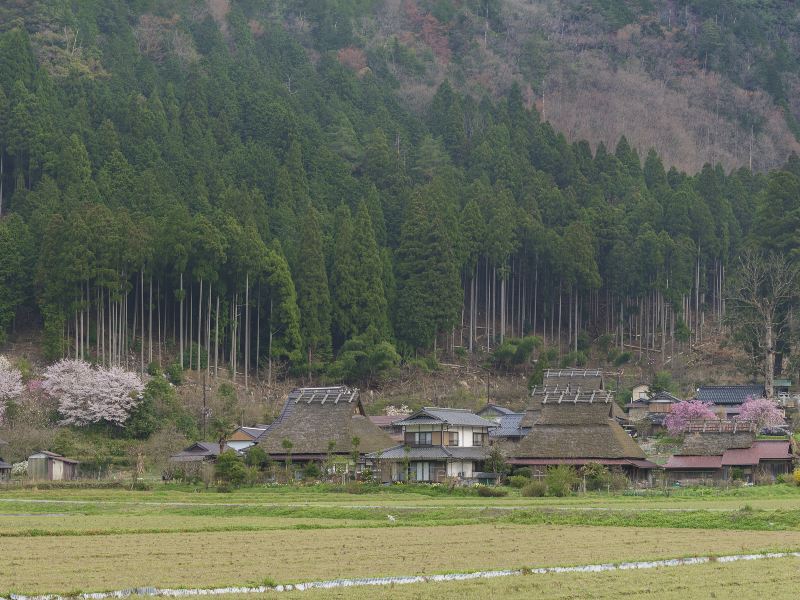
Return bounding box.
[42,359,144,426]
[664,400,716,435]
[738,396,785,431]
[0,356,24,422]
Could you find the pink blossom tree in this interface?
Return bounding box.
[738,396,785,431]
[0,356,24,422]
[664,400,717,435]
[42,359,144,427]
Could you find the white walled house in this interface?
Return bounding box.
[366,408,496,483]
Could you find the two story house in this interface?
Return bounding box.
[367,408,496,483]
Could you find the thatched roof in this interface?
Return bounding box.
[510,399,646,460]
[543,369,606,391]
[256,386,395,456]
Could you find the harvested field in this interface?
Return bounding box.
[170,556,800,600]
[2,523,800,594]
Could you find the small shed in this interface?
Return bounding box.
[28,451,79,481]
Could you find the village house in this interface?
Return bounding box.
[508,388,656,483]
[664,420,793,484]
[488,411,530,445]
[367,408,496,483]
[0,438,9,481]
[27,451,79,481]
[170,442,227,464]
[368,415,404,442]
[476,403,518,423]
[626,390,681,434]
[254,387,394,476]
[630,383,650,402]
[694,385,765,418]
[226,426,268,451]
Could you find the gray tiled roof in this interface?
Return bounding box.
[393,407,496,428]
[489,413,530,438]
[477,404,516,417]
[696,385,764,405]
[368,444,489,461]
[0,460,10,469]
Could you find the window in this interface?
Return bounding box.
[413,462,431,481]
[473,432,487,446]
[415,431,432,445]
[448,431,459,446]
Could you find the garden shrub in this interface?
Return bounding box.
[544,465,579,497]
[507,475,529,489]
[476,485,507,497]
[521,480,547,497]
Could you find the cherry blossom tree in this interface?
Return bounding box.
[42,359,144,427]
[0,356,24,422]
[738,396,785,431]
[664,400,716,435]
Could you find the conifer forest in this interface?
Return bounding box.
[1,0,800,387]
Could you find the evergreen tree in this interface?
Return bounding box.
[294,207,332,369]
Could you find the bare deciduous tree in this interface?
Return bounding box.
[727,250,799,398]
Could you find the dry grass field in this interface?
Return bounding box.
[2,485,800,596]
[185,557,800,600]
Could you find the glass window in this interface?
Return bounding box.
[448,431,459,446]
[414,462,431,481]
[473,432,486,446]
[415,431,432,445]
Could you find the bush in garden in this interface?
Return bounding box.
[544,465,579,497]
[521,480,547,497]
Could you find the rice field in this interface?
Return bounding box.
[2,485,800,597]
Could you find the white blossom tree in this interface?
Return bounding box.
[0,356,24,422]
[42,359,144,426]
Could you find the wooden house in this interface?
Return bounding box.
[368,416,404,442]
[626,390,681,434]
[664,420,793,484]
[170,442,226,463]
[27,451,79,481]
[367,408,497,483]
[508,389,656,482]
[226,426,268,451]
[0,438,8,481]
[255,387,395,473]
[694,385,765,418]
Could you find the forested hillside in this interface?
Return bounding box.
[0,0,799,388]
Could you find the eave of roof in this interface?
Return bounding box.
[664,455,723,469]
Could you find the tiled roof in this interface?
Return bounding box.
[650,391,680,403]
[393,407,495,428]
[489,413,530,438]
[239,427,267,439]
[696,385,765,405]
[664,455,723,469]
[0,461,10,469]
[367,444,489,461]
[477,404,516,416]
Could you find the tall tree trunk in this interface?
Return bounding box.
[214,294,220,378]
[197,278,203,372]
[189,285,193,370]
[268,297,273,387]
[245,273,249,390]
[140,270,145,374]
[149,276,153,366]
[179,273,184,369]
[207,282,211,380]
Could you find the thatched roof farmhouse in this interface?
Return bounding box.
[255,387,395,462]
